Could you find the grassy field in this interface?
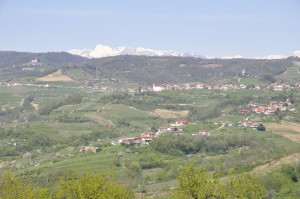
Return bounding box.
[239,77,267,85]
[65,68,93,80]
[275,61,300,82]
[0,86,31,108]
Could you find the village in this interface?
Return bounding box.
[2,76,300,93]
[81,81,300,93]
[112,118,266,147]
[239,99,296,116]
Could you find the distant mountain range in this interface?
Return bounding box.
[68,44,300,60]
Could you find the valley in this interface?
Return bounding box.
[1,54,300,198]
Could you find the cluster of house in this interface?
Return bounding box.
[0,82,57,88]
[79,146,100,153]
[117,126,184,145]
[116,119,192,145]
[116,119,220,145]
[240,100,296,115]
[216,121,260,129]
[151,83,300,92]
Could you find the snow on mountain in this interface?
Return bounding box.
[68,49,92,58]
[221,55,243,59]
[255,54,288,60]
[293,50,300,57]
[68,44,204,58]
[254,51,300,59]
[68,45,300,60]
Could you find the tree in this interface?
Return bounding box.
[174,164,223,199]
[281,164,298,182]
[0,172,48,199]
[173,164,265,199]
[257,124,266,131]
[226,173,266,198]
[55,172,133,199]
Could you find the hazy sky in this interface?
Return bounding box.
[0,0,299,57]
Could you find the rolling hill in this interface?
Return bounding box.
[1,50,300,84]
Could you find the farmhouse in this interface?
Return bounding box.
[239,109,248,115]
[175,119,188,125]
[152,84,165,92]
[157,127,170,133]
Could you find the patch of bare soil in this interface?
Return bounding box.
[31,102,39,110]
[154,109,189,119]
[265,121,300,143]
[36,69,74,82]
[85,114,115,126]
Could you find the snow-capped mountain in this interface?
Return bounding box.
[68,45,300,60]
[254,54,288,60]
[68,44,204,58]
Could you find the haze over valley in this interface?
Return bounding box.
[1,1,300,198]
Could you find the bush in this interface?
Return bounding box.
[0,173,48,199]
[55,172,133,199]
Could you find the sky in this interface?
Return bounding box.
[0,0,299,57]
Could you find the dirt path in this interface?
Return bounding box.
[77,103,91,111]
[209,124,225,133]
[101,103,110,111]
[127,106,157,117]
[20,98,24,106]
[252,152,300,172]
[85,114,115,126]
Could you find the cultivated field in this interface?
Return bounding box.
[154,109,189,119]
[85,114,115,126]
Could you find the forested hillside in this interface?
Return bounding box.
[81,55,298,84]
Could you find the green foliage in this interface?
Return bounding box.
[98,92,131,104]
[281,164,298,182]
[57,114,90,123]
[39,93,83,115]
[55,172,133,199]
[0,125,61,157]
[0,172,49,199]
[260,74,277,83]
[150,134,257,156]
[21,95,35,111]
[174,164,265,199]
[139,155,165,169]
[258,162,300,198]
